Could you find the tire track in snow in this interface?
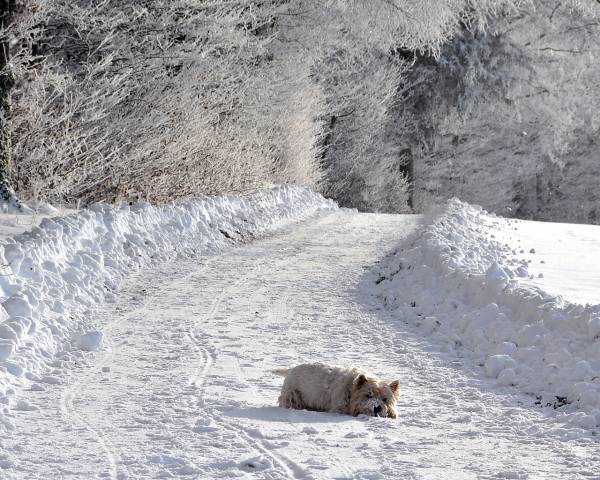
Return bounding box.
[186,258,259,392]
[210,402,313,480]
[185,261,222,392]
[234,288,352,479]
[198,344,312,480]
[226,269,343,479]
[58,271,170,480]
[60,320,126,480]
[229,356,318,480]
[232,279,355,480]
[186,262,312,479]
[60,257,222,479]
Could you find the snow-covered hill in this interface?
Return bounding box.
[377,199,600,430]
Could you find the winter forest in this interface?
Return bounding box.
[4,2,600,477]
[1,0,599,221]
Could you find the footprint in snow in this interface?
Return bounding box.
[238,455,273,472]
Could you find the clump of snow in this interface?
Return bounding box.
[377,198,600,429]
[485,354,518,379]
[0,202,70,241]
[75,331,103,352]
[13,399,38,412]
[0,451,16,469]
[589,317,600,342]
[0,339,14,361]
[0,186,336,398]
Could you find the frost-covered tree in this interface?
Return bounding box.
[4,0,534,209]
[0,0,15,204]
[3,0,599,222]
[275,0,530,212]
[408,1,600,222]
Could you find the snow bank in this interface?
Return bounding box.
[377,199,600,430]
[0,186,336,400]
[0,204,66,241]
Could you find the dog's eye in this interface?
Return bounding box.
[366,392,373,398]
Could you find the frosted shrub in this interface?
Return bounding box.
[9,0,320,205]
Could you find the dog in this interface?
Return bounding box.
[274,363,399,418]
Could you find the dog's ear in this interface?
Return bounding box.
[389,380,400,398]
[353,373,368,388]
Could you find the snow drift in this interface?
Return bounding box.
[377,199,600,430]
[0,186,336,402]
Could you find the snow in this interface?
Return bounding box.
[0,186,336,399]
[490,218,600,305]
[0,339,13,361]
[485,354,517,378]
[377,198,600,431]
[0,204,67,241]
[5,210,600,479]
[75,331,103,352]
[2,190,600,477]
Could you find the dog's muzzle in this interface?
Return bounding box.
[368,399,387,417]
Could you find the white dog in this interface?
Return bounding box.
[274,363,399,418]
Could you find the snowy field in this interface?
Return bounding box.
[2,190,600,478]
[492,218,600,306]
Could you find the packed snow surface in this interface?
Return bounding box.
[3,210,599,479]
[0,186,336,400]
[377,199,600,431]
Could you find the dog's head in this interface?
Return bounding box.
[349,373,400,418]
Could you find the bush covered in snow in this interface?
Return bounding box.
[7,0,320,205]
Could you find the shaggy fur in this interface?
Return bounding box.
[274,363,400,418]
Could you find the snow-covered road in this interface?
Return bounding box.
[4,211,599,479]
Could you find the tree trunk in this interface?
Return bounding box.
[0,0,16,204]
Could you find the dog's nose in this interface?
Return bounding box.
[373,405,383,416]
